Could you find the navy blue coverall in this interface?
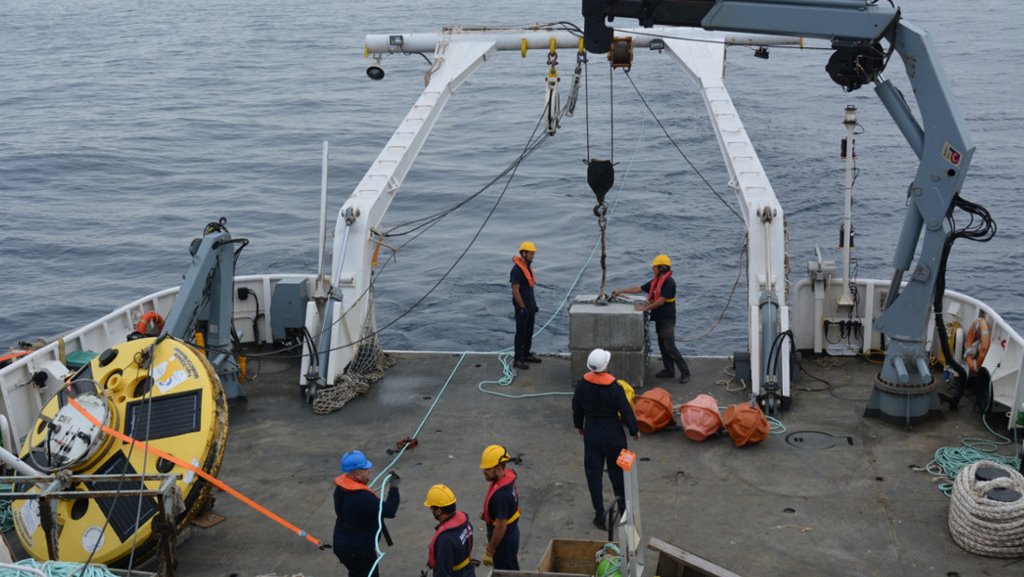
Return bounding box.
[484,470,520,570]
[429,511,476,577]
[572,372,639,520]
[641,275,690,379]
[510,258,538,364]
[333,476,400,577]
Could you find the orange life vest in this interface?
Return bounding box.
[583,371,615,385]
[647,271,674,303]
[483,468,521,526]
[513,255,535,287]
[427,511,472,570]
[334,473,377,496]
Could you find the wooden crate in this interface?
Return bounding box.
[537,538,611,577]
[647,536,743,577]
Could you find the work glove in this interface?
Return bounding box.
[388,470,401,487]
[483,552,494,566]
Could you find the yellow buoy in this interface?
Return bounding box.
[13,336,229,568]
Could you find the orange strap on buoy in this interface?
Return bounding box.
[0,349,31,363]
[66,391,327,549]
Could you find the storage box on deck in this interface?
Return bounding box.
[537,538,610,576]
[492,538,610,577]
[65,350,98,370]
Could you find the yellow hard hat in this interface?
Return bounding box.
[519,241,537,253]
[652,254,671,268]
[480,444,511,469]
[424,484,457,508]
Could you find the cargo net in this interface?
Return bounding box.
[313,303,395,415]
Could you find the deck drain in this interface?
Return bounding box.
[785,431,854,449]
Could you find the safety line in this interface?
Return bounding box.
[359,353,468,572]
[368,472,397,577]
[64,394,326,549]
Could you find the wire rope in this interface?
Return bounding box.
[621,70,743,222]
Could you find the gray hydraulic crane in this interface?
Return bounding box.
[161,219,246,401]
[582,0,974,424]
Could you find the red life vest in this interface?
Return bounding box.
[483,468,521,525]
[648,271,673,303]
[513,255,535,287]
[334,473,377,496]
[427,511,472,570]
[583,371,616,385]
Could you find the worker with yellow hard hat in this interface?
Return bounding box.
[611,254,691,383]
[479,444,521,569]
[510,241,542,370]
[424,484,475,577]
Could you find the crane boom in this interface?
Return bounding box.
[583,0,975,424]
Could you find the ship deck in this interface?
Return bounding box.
[8,351,1023,577]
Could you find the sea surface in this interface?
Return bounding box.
[2,0,1022,357]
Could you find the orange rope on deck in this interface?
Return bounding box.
[66,393,327,549]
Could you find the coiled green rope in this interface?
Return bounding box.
[0,561,119,577]
[0,483,13,532]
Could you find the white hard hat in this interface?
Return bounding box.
[587,348,611,372]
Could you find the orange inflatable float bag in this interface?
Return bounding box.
[678,394,722,441]
[722,403,769,447]
[633,387,675,433]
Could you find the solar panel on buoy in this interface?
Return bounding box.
[12,336,229,568]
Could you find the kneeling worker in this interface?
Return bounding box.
[425,484,475,577]
[480,444,521,570]
[333,450,400,577]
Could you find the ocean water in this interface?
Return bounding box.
[2,0,1022,357]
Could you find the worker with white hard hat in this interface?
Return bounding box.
[572,348,639,530]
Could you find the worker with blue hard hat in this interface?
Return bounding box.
[332,450,401,577]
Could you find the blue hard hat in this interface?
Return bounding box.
[340,450,373,472]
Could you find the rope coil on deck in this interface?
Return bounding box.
[948,460,1024,558]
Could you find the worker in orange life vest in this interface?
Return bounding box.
[424,484,475,577]
[611,253,691,383]
[479,444,520,569]
[332,450,400,577]
[510,241,541,370]
[573,348,639,530]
